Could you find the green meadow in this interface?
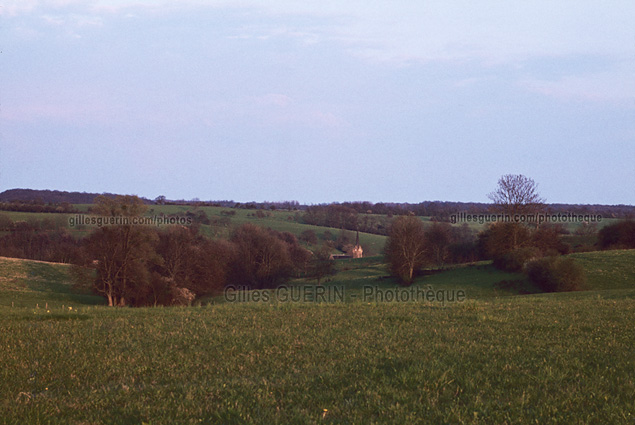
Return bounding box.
[1,249,634,424]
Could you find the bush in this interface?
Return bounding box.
[299,230,318,245]
[525,256,586,292]
[478,222,532,260]
[598,220,635,249]
[493,247,541,272]
[170,286,196,306]
[531,225,570,255]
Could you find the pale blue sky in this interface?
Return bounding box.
[1,0,634,204]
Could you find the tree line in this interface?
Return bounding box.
[385,174,635,291]
[0,200,79,214]
[1,176,633,304]
[3,188,634,219]
[68,196,333,307]
[0,189,139,205]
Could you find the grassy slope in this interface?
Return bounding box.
[1,251,634,424]
[0,257,103,308]
[314,257,539,302]
[301,249,635,301]
[568,249,635,290]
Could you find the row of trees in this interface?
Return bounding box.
[2,175,632,302]
[597,220,635,249]
[384,217,483,283]
[0,201,78,214]
[0,214,83,263]
[72,196,334,307]
[302,204,391,235]
[384,175,592,290]
[4,188,634,217]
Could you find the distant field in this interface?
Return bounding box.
[2,204,624,256]
[0,251,634,424]
[568,249,635,290]
[0,205,388,255]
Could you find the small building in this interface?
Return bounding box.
[329,231,363,260]
[351,231,363,258]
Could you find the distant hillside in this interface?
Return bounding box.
[0,189,152,205]
[0,188,633,218]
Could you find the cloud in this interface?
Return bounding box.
[182,1,634,67]
[521,68,635,103]
[6,1,635,65]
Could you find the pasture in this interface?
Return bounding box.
[0,251,634,424]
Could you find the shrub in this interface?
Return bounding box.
[525,256,586,292]
[310,243,336,284]
[598,220,635,249]
[299,230,318,245]
[531,225,570,255]
[170,286,196,306]
[493,246,541,272]
[478,222,532,260]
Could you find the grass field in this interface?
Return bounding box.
[0,257,103,309]
[2,293,634,424]
[568,249,635,290]
[0,250,634,424]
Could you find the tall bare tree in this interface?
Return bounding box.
[487,174,545,217]
[384,216,429,285]
[85,195,158,306]
[487,174,545,249]
[426,221,452,267]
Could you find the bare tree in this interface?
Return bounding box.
[311,243,336,285]
[85,223,158,306]
[384,216,429,285]
[84,195,158,306]
[426,221,452,267]
[487,174,545,217]
[299,229,318,245]
[229,224,292,289]
[487,174,545,249]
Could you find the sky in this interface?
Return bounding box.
[1,0,634,205]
